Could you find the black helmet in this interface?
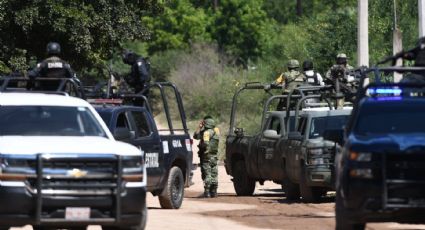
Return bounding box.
[302,60,314,71]
[46,42,61,56]
[122,50,138,65]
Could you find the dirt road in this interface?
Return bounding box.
[11,147,425,230]
[145,163,425,230]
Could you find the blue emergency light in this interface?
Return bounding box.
[367,88,402,95]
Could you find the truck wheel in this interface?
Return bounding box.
[282,177,300,200]
[232,160,255,196]
[299,167,322,203]
[159,166,184,209]
[335,189,365,230]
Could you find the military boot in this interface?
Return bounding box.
[203,191,211,198]
[210,186,218,198]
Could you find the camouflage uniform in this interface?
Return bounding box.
[194,117,220,198]
[275,59,306,93]
[193,128,207,181]
[325,53,355,108]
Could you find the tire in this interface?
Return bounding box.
[282,177,300,200]
[299,166,322,203]
[159,166,184,209]
[232,160,255,196]
[335,189,365,230]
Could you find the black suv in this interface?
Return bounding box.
[335,67,425,229]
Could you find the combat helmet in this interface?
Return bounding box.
[46,42,61,56]
[287,59,300,69]
[336,53,348,65]
[204,118,216,129]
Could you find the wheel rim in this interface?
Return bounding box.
[171,175,182,202]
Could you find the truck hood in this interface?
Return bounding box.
[348,133,425,153]
[0,136,141,156]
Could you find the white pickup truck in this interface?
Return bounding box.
[0,93,147,230]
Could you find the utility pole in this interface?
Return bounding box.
[420,0,425,37]
[357,0,369,67]
[393,0,403,82]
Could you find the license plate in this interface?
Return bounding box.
[65,207,90,220]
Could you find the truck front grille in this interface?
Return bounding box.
[384,153,425,208]
[28,154,122,196]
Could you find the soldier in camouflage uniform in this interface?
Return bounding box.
[325,53,354,81]
[193,116,220,198]
[193,116,210,181]
[274,59,306,93]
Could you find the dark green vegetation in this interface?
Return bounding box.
[0,0,420,127]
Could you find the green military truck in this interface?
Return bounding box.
[225,84,351,202]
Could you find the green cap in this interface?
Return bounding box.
[287,59,300,68]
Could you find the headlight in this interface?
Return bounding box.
[349,169,373,179]
[349,152,372,161]
[122,156,144,182]
[0,156,34,181]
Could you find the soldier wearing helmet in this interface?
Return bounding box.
[193,115,220,198]
[29,42,75,79]
[325,53,354,80]
[122,50,151,97]
[274,59,306,93]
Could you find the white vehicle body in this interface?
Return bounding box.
[0,93,146,186]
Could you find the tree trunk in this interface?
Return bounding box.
[296,0,303,17]
[213,0,218,11]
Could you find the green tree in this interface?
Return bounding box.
[213,0,274,64]
[0,0,162,74]
[143,0,212,54]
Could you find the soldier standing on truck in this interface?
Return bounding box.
[274,59,306,93]
[274,59,306,110]
[193,116,220,198]
[28,42,81,91]
[28,42,76,80]
[302,60,324,86]
[122,50,151,97]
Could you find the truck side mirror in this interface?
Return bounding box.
[234,128,244,137]
[263,130,281,139]
[288,131,303,141]
[114,127,132,141]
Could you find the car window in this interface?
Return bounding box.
[355,100,425,135]
[310,115,349,139]
[131,111,151,138]
[0,106,106,137]
[269,117,281,134]
[116,112,130,129]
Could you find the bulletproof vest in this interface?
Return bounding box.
[39,57,72,78]
[306,72,319,85]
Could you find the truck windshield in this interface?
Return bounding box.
[310,115,349,139]
[354,100,425,135]
[0,106,107,137]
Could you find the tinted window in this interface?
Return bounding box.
[0,106,106,137]
[131,111,151,137]
[310,115,349,139]
[355,100,425,135]
[97,111,112,125]
[116,112,130,129]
